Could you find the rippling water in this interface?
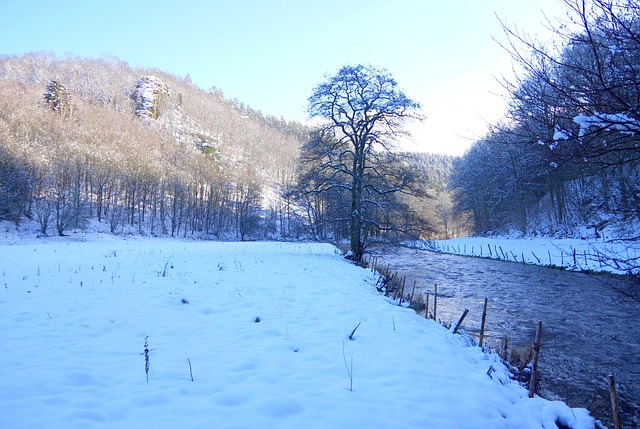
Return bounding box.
[371,246,639,429]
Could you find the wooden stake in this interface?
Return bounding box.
[398,277,406,305]
[479,298,488,348]
[409,281,416,306]
[608,374,621,429]
[452,309,469,334]
[433,284,438,321]
[528,321,542,398]
[387,272,396,297]
[392,273,399,299]
[425,293,430,319]
[531,251,540,264]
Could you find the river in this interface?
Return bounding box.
[370,245,640,429]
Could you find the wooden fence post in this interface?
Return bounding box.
[400,277,406,304]
[409,281,416,306]
[528,321,542,398]
[433,283,438,322]
[608,374,621,429]
[479,298,488,348]
[452,309,469,334]
[425,293,430,319]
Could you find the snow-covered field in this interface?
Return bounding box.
[412,235,639,276]
[0,233,595,429]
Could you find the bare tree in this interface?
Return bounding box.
[500,0,640,166]
[307,65,424,261]
[447,0,640,283]
[0,143,31,224]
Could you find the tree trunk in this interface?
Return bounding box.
[350,145,365,261]
[350,183,361,259]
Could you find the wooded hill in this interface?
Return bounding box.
[0,53,458,240]
[0,53,306,238]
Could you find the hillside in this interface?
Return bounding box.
[1,53,464,243]
[0,52,305,239]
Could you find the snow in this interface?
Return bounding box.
[0,233,595,429]
[552,125,569,142]
[573,112,640,137]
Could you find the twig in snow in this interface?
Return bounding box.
[142,336,150,382]
[140,336,156,383]
[188,359,194,382]
[349,322,361,341]
[342,341,353,392]
[162,261,170,277]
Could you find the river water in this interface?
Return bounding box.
[370,246,639,429]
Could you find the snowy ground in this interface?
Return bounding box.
[411,235,639,276]
[0,232,596,429]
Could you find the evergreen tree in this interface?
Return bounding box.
[43,79,71,114]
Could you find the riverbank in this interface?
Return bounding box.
[409,236,639,279]
[0,234,595,429]
[371,245,639,429]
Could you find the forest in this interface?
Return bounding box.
[452,0,640,242]
[0,53,458,243]
[1,1,638,258]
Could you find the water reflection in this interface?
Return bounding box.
[371,245,639,428]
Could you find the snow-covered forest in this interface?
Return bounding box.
[0,53,306,239]
[452,0,640,244]
[2,3,639,253]
[0,54,461,244]
[0,0,639,283]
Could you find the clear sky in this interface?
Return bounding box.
[0,0,566,155]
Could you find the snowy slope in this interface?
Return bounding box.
[0,236,594,429]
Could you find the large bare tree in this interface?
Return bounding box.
[307,64,423,261]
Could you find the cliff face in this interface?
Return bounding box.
[130,75,170,120]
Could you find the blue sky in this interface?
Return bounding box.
[0,0,566,155]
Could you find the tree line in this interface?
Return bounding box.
[1,54,450,247]
[452,0,640,243]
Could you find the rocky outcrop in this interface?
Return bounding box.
[130,75,170,120]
